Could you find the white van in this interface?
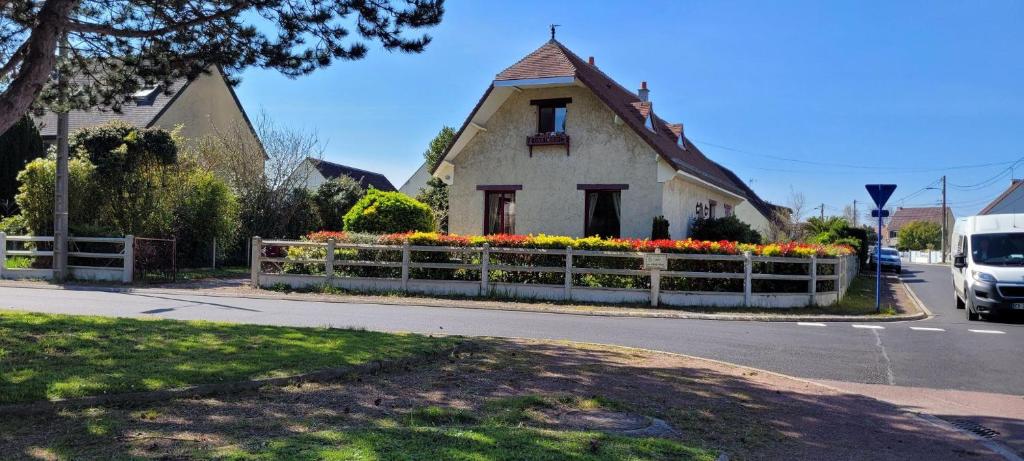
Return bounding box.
[952,213,1024,320]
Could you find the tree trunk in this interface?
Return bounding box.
[0,0,79,135]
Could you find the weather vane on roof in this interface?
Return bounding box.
[550,24,560,40]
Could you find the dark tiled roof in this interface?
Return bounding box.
[33,79,189,139]
[309,158,396,191]
[451,40,747,196]
[980,180,1024,214]
[889,206,952,230]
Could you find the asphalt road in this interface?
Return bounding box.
[0,263,1021,394]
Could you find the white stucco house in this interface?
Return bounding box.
[399,161,432,196]
[429,38,780,239]
[980,180,1024,215]
[291,157,396,192]
[33,66,262,152]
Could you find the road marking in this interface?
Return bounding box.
[797,322,826,327]
[909,327,945,332]
[968,329,1005,334]
[852,324,885,329]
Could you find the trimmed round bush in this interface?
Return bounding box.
[343,189,434,234]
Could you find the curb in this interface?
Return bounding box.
[0,281,927,323]
[0,341,477,417]
[902,280,934,319]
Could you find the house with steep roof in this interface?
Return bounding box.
[882,206,955,247]
[292,157,396,192]
[33,66,262,154]
[980,180,1024,215]
[430,38,777,239]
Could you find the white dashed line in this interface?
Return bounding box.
[852,324,885,330]
[909,327,945,332]
[797,322,826,327]
[968,329,1005,334]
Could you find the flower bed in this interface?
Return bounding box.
[270,232,853,294]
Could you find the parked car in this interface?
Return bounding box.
[868,247,902,274]
[952,214,1024,321]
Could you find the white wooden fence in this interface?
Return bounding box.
[0,233,133,283]
[251,237,859,309]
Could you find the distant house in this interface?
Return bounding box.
[292,157,396,192]
[399,162,432,197]
[33,66,262,153]
[428,38,775,239]
[883,206,955,247]
[980,180,1024,215]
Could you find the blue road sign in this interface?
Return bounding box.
[865,184,897,313]
[865,184,897,208]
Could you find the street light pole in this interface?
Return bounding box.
[53,33,69,282]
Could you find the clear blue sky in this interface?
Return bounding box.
[233,0,1024,220]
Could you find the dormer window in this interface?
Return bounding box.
[531,98,571,134]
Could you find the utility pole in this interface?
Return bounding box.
[941,175,947,263]
[816,203,825,220]
[53,33,69,282]
[853,200,858,227]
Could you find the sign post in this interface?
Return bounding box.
[865,184,897,313]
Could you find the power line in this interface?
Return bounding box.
[693,139,1022,172]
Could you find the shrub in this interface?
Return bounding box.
[15,156,99,235]
[343,190,434,234]
[314,176,364,231]
[171,169,240,267]
[897,221,942,251]
[0,214,27,234]
[690,216,761,244]
[651,215,670,240]
[284,188,323,238]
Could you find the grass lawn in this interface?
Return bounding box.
[176,266,250,282]
[0,311,456,404]
[210,396,711,460]
[826,274,899,315]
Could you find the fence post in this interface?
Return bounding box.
[564,246,573,301]
[325,238,336,279]
[809,255,818,306]
[250,236,261,288]
[401,240,410,292]
[211,238,217,269]
[650,248,661,307]
[837,256,846,298]
[0,232,6,280]
[743,251,752,307]
[480,243,490,295]
[122,235,134,283]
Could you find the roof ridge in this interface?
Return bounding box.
[311,157,386,177]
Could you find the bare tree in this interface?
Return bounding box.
[184,110,323,240]
[786,188,807,240]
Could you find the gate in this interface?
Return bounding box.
[134,237,176,283]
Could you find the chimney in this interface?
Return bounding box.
[588,56,595,66]
[638,81,649,102]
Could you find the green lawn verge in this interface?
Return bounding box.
[828,274,898,315]
[211,395,713,461]
[176,265,250,281]
[0,311,456,404]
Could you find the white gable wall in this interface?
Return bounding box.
[447,84,664,237]
[983,185,1024,214]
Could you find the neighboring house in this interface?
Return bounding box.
[882,206,955,247]
[33,66,262,154]
[430,38,774,239]
[399,161,432,197]
[292,157,396,192]
[979,180,1024,215]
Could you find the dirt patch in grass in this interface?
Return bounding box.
[0,339,992,460]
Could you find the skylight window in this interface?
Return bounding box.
[132,85,161,104]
